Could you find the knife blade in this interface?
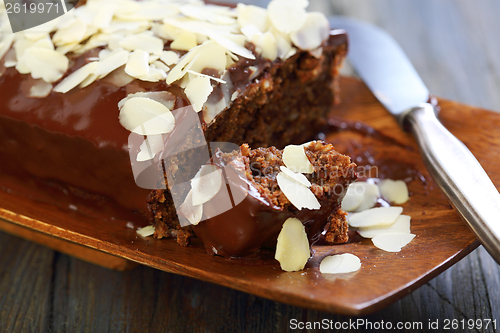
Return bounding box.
[329,16,500,264]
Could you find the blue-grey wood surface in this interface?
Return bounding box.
[1,1,500,332]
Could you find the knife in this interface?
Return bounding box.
[329,16,500,264]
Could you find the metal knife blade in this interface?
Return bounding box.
[329,16,500,264]
[329,16,429,116]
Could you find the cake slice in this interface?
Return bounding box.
[0,0,347,228]
[148,141,357,257]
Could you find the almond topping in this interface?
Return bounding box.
[348,207,403,228]
[372,233,416,252]
[275,217,310,272]
[320,253,361,274]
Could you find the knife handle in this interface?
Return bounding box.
[404,103,500,264]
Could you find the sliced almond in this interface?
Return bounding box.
[319,253,361,274]
[0,34,14,64]
[236,4,270,33]
[275,217,310,272]
[136,66,167,82]
[282,144,314,174]
[357,215,411,239]
[119,33,164,56]
[188,41,227,74]
[94,49,129,78]
[341,182,364,212]
[205,28,255,60]
[171,31,198,51]
[136,135,164,162]
[160,50,180,66]
[52,18,87,46]
[279,166,311,187]
[255,31,277,61]
[179,190,203,226]
[166,49,199,84]
[152,61,171,73]
[54,61,99,93]
[378,179,409,204]
[125,49,150,77]
[119,97,175,135]
[290,12,330,50]
[184,76,213,112]
[23,47,69,83]
[277,172,320,210]
[191,165,222,206]
[355,182,380,212]
[372,233,416,252]
[348,207,403,228]
[136,225,155,237]
[268,0,308,34]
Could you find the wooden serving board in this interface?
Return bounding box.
[1,76,498,315]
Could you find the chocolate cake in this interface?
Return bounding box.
[0,0,349,252]
[148,141,357,256]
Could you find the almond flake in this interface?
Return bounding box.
[53,18,87,46]
[136,225,155,237]
[191,165,222,206]
[94,49,129,78]
[277,172,320,210]
[378,179,409,204]
[137,66,167,82]
[372,233,416,252]
[290,12,330,50]
[275,217,310,272]
[23,47,69,83]
[54,61,99,93]
[348,207,403,228]
[240,25,262,42]
[80,74,98,88]
[357,215,411,239]
[119,33,164,56]
[185,76,213,112]
[205,28,255,60]
[152,61,171,73]
[100,66,135,88]
[255,31,277,61]
[237,4,270,33]
[341,182,364,212]
[179,190,203,226]
[119,97,175,135]
[166,50,199,84]
[268,0,308,34]
[188,41,227,74]
[160,50,180,66]
[118,91,175,111]
[353,182,380,212]
[0,34,14,63]
[279,166,311,187]
[170,31,198,51]
[186,70,226,84]
[282,144,314,173]
[320,253,361,274]
[136,135,164,162]
[125,49,150,77]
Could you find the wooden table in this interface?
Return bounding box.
[1,0,499,331]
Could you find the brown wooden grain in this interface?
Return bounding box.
[1,77,497,316]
